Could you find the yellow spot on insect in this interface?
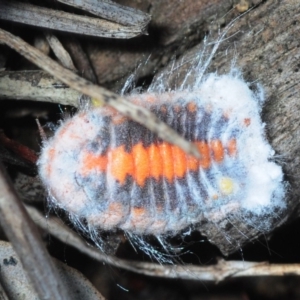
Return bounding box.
[91,97,105,107]
[219,177,234,195]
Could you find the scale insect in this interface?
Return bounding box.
[38,73,286,242]
[38,20,286,259]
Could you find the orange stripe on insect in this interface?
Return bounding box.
[186,150,198,171]
[80,140,237,186]
[148,144,163,180]
[196,141,211,168]
[81,151,108,175]
[132,143,150,186]
[227,139,237,156]
[172,145,187,178]
[159,143,174,182]
[109,145,134,185]
[210,140,224,163]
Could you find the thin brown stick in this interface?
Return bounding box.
[0,0,146,39]
[0,28,200,158]
[26,205,300,282]
[56,0,151,28]
[0,70,81,106]
[118,259,300,282]
[44,33,76,71]
[0,163,72,300]
[63,38,98,83]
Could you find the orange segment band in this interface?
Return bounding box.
[186,152,199,171]
[159,143,174,182]
[196,141,211,168]
[110,145,134,184]
[172,145,187,178]
[132,143,150,186]
[148,144,163,180]
[227,139,237,156]
[81,151,108,175]
[210,140,224,163]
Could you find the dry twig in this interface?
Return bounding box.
[0,70,81,106]
[63,37,98,82]
[26,205,300,282]
[0,0,148,39]
[44,33,77,71]
[0,162,71,300]
[56,0,151,28]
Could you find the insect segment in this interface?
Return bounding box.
[38,74,285,237]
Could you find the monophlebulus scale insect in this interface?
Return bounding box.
[38,73,286,244]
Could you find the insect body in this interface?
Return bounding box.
[38,74,285,237]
